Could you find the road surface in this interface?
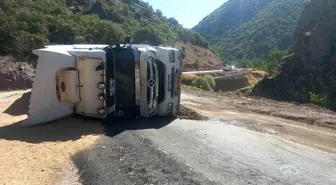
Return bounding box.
[1,91,335,185]
[181,93,336,153]
[72,118,336,185]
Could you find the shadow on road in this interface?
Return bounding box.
[3,92,30,116]
[103,116,176,137]
[0,115,175,144]
[0,115,104,143]
[0,90,175,143]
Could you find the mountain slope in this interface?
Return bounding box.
[193,0,273,38]
[175,43,223,72]
[193,0,306,61]
[253,0,336,110]
[0,0,208,57]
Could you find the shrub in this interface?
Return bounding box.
[204,75,216,90]
[309,91,330,107]
[191,77,212,91]
[195,58,200,66]
[180,46,186,58]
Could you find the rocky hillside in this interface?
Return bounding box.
[193,0,306,61]
[176,43,223,72]
[253,0,336,110]
[0,56,33,91]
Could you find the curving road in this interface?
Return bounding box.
[73,118,336,185]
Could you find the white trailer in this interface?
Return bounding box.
[23,43,182,125]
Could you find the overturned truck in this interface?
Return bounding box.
[24,43,182,125]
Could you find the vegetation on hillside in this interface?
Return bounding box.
[193,0,273,38]
[233,50,287,76]
[0,0,208,57]
[193,0,306,62]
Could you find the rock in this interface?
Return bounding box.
[0,56,34,91]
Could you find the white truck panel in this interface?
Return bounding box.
[155,47,181,116]
[22,50,76,126]
[75,57,105,118]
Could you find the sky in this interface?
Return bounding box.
[142,0,226,28]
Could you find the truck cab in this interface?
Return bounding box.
[133,45,182,116]
[136,46,159,118]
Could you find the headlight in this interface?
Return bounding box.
[98,93,105,101]
[97,82,106,89]
[97,108,106,114]
[166,102,173,115]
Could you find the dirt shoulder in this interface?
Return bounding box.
[176,42,223,72]
[182,86,336,129]
[181,88,336,153]
[0,90,103,185]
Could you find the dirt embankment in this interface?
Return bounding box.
[176,42,224,72]
[182,86,336,129]
[0,56,34,91]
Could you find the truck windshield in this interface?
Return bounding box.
[106,47,137,118]
[115,49,136,116]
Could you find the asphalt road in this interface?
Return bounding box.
[72,118,336,185]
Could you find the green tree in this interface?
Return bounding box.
[134,27,163,45]
[48,27,75,44]
[266,50,287,75]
